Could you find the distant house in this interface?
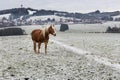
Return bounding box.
[0,14,15,27]
[0,14,11,20]
[0,18,3,27]
[0,14,9,27]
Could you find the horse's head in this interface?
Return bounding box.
[48,24,56,36]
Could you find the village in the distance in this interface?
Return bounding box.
[0,5,120,27]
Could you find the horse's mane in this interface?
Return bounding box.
[41,27,49,38]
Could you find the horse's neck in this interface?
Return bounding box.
[45,28,49,37]
[42,27,49,38]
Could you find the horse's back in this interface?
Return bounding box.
[31,29,41,35]
[31,29,42,42]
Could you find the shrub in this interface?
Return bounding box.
[106,26,120,33]
[0,28,25,36]
[60,24,69,32]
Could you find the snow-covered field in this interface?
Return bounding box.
[56,32,120,63]
[0,23,120,80]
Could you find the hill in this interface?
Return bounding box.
[0,7,120,27]
[0,8,120,20]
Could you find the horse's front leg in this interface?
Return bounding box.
[38,42,41,53]
[33,41,37,53]
[45,41,48,54]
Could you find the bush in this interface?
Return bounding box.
[60,24,69,32]
[106,26,120,33]
[0,28,25,36]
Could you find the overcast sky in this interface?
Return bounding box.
[0,0,120,13]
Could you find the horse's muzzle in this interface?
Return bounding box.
[53,33,56,36]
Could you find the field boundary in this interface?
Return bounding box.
[51,39,120,72]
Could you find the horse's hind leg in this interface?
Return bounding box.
[33,41,37,53]
[38,42,41,53]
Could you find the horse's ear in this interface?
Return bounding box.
[50,25,52,28]
[51,24,54,27]
[50,24,54,27]
[53,24,54,27]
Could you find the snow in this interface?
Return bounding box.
[27,15,73,22]
[0,14,11,19]
[112,15,120,20]
[51,39,91,55]
[0,24,120,79]
[28,10,36,15]
[51,39,120,72]
[0,35,120,80]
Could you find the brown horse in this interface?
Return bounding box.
[31,24,56,54]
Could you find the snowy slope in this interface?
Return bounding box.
[27,15,73,22]
[0,14,11,19]
[112,15,120,20]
